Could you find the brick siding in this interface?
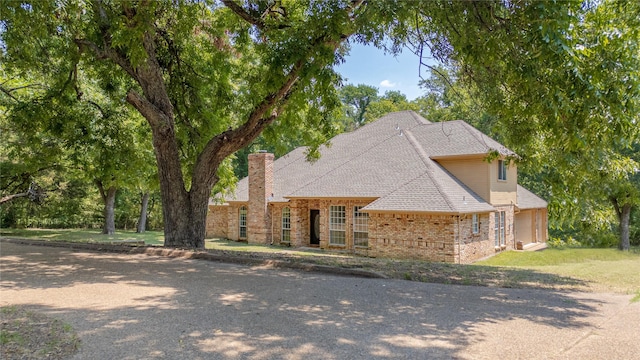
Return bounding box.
[207,201,526,264]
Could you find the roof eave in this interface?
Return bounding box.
[360,208,494,215]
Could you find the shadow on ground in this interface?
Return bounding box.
[0,242,610,359]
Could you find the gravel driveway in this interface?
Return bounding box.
[1,241,638,359]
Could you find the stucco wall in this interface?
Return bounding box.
[489,159,517,205]
[437,158,490,202]
[515,208,548,245]
[515,210,534,244]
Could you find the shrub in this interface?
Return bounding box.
[547,236,582,248]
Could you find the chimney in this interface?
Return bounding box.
[247,151,274,244]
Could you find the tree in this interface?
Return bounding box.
[338,84,379,130]
[413,66,498,134]
[4,0,637,250]
[0,183,47,205]
[404,0,640,250]
[363,90,418,123]
[1,0,380,248]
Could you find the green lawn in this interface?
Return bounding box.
[2,228,639,297]
[0,228,346,257]
[476,248,640,295]
[0,228,165,246]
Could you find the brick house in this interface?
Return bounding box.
[206,111,548,263]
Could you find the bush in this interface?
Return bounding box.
[547,236,582,248]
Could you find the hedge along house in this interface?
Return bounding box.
[206,111,548,263]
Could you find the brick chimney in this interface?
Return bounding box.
[247,151,274,244]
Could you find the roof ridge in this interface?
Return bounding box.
[403,129,457,212]
[458,120,494,153]
[457,120,514,156]
[409,111,430,125]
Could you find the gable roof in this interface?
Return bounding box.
[222,111,543,213]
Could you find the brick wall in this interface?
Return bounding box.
[367,213,459,262]
[366,211,510,264]
[458,213,494,263]
[206,204,229,238]
[205,199,520,263]
[247,152,274,244]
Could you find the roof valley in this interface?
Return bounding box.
[403,129,458,212]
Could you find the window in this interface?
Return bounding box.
[472,213,479,234]
[329,205,346,245]
[494,211,505,246]
[239,206,247,239]
[353,206,369,247]
[498,160,507,181]
[500,211,506,245]
[281,207,291,243]
[494,213,499,247]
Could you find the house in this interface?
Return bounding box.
[206,111,548,263]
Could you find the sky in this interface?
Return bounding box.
[334,43,430,101]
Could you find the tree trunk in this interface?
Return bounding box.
[612,196,632,251]
[158,179,209,249]
[618,203,631,251]
[117,14,326,249]
[97,180,117,235]
[103,186,117,235]
[137,191,150,233]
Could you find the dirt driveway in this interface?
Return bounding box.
[1,241,638,359]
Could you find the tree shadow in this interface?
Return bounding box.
[0,242,621,359]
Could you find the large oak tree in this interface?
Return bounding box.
[3,1,637,249]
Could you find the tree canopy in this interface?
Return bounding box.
[2,0,638,249]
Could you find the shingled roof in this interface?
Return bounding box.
[222,111,543,214]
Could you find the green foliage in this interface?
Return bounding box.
[546,236,583,249]
[2,0,638,249]
[363,90,419,123]
[404,1,640,249]
[338,84,379,130]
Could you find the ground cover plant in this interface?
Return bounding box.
[0,306,80,360]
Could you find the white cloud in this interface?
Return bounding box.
[379,80,396,88]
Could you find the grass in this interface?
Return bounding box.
[476,248,640,294]
[0,306,80,360]
[2,228,640,296]
[0,228,165,245]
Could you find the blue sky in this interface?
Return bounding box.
[334,43,428,100]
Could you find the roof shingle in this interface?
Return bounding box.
[219,111,545,213]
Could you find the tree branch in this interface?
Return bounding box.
[0,192,29,205]
[74,38,138,81]
[0,85,20,102]
[610,196,622,220]
[221,0,266,30]
[126,90,172,130]
[95,179,107,204]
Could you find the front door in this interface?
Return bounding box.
[310,210,320,245]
